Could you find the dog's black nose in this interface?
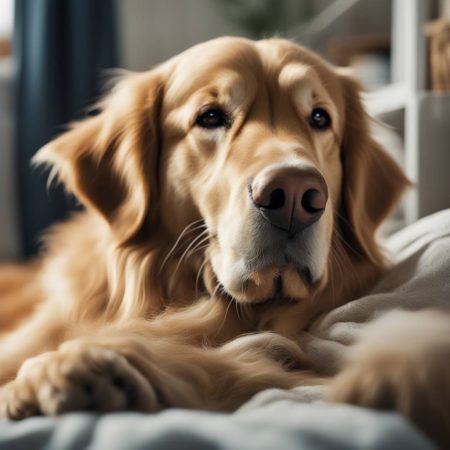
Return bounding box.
[250,166,328,234]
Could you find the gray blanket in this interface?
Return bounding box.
[0,403,432,450]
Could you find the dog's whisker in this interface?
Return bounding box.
[211,281,222,299]
[159,220,206,274]
[234,300,242,322]
[215,293,234,337]
[174,232,210,275]
[185,235,210,260]
[195,257,208,297]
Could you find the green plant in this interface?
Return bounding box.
[214,0,315,38]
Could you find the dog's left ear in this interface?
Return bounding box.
[338,72,410,266]
[34,70,165,243]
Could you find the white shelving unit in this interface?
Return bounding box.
[365,0,450,223]
[390,0,434,223]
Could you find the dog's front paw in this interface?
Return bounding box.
[328,310,450,448]
[0,344,158,418]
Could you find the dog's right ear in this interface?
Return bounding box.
[338,71,410,267]
[34,70,165,243]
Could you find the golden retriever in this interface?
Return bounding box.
[0,37,448,447]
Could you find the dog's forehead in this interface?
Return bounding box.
[174,37,330,73]
[165,37,259,98]
[255,39,343,96]
[256,38,326,67]
[165,37,341,103]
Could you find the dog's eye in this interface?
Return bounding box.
[196,107,228,129]
[309,108,331,130]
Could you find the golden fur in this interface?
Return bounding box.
[0,37,448,447]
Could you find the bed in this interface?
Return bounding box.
[1,209,449,450]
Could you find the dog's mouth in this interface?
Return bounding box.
[210,263,317,305]
[204,228,324,305]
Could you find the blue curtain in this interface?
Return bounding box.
[14,0,118,256]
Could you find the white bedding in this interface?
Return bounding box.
[1,210,449,450]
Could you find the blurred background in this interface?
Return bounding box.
[0,0,449,259]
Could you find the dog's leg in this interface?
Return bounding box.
[0,320,318,418]
[137,297,248,345]
[327,309,450,449]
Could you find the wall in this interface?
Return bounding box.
[118,0,247,71]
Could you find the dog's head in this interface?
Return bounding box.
[36,37,408,306]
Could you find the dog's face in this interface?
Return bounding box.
[160,38,344,303]
[36,37,408,306]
